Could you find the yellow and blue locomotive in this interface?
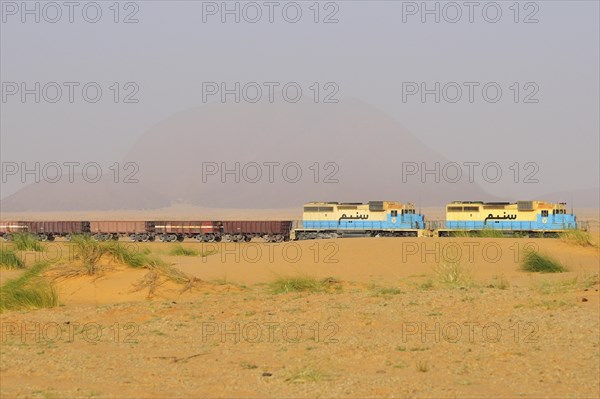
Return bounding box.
[439,200,577,236]
[292,201,425,239]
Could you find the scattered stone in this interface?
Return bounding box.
[581,298,588,302]
[262,372,272,377]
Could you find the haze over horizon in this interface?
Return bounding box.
[1,1,598,210]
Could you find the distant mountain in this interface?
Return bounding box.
[541,187,599,209]
[0,179,169,212]
[2,99,493,211]
[124,99,493,207]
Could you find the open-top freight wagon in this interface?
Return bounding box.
[153,221,222,242]
[0,221,28,241]
[18,221,89,241]
[221,221,293,242]
[89,221,154,242]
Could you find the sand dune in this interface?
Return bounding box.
[1,233,598,398]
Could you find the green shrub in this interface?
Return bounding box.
[0,247,24,269]
[476,229,504,238]
[69,235,105,274]
[521,250,567,273]
[12,233,44,251]
[169,244,200,257]
[103,242,152,269]
[0,262,58,312]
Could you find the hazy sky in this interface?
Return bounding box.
[1,0,599,203]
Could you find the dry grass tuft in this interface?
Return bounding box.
[560,230,597,247]
[433,262,472,288]
[269,275,342,294]
[285,366,331,383]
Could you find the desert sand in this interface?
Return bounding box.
[0,209,599,398]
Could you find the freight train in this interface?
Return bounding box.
[0,200,579,242]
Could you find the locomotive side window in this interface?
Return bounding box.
[541,210,549,217]
[391,210,398,217]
